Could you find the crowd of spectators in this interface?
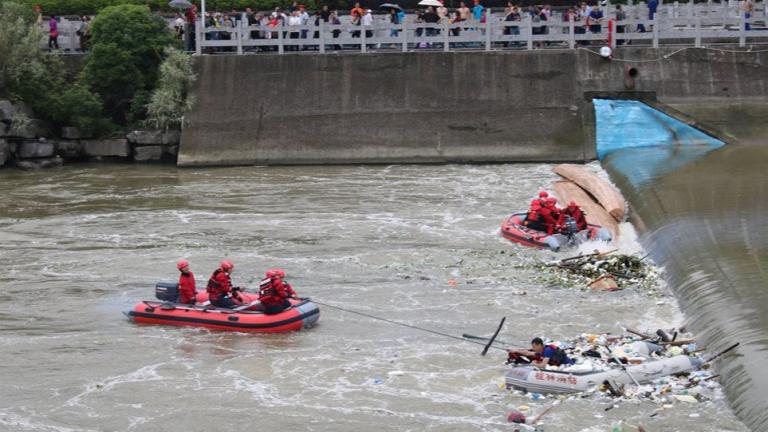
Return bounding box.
[182,0,640,50]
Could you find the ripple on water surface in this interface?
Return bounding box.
[0,164,747,431]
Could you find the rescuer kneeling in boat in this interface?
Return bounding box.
[539,197,561,235]
[177,259,197,305]
[557,201,588,234]
[258,268,297,314]
[523,199,546,231]
[507,337,575,368]
[207,260,243,308]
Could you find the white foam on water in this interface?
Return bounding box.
[64,363,168,408]
[0,410,94,432]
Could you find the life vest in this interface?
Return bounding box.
[258,277,278,299]
[206,268,231,301]
[544,344,571,366]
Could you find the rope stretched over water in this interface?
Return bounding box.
[310,298,509,353]
[579,45,768,63]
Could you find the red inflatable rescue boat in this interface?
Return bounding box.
[126,284,320,333]
[500,212,612,252]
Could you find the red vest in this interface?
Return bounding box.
[206,269,232,301]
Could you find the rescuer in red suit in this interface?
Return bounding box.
[176,259,197,305]
[207,260,242,309]
[258,268,298,315]
[558,201,588,232]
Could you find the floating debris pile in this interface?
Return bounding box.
[501,328,736,429]
[533,250,663,293]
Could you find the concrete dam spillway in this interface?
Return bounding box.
[178,48,768,429]
[594,100,768,430]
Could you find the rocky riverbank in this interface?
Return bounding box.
[0,100,178,170]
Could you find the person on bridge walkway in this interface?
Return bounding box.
[507,337,575,367]
[258,269,298,315]
[177,259,197,305]
[207,260,243,309]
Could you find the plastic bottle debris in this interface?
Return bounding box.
[504,327,724,408]
[539,252,662,293]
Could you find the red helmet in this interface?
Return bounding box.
[538,191,549,198]
[220,260,234,271]
[176,259,189,271]
[546,197,558,205]
[266,268,286,278]
[568,201,579,208]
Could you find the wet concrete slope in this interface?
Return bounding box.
[604,145,768,431]
[180,48,768,166]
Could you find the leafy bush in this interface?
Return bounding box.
[83,4,174,125]
[51,84,113,136]
[146,47,196,131]
[0,2,60,105]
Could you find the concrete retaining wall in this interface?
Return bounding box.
[179,47,768,166]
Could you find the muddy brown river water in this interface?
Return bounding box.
[0,163,752,431]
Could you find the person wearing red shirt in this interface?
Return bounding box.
[207,260,242,308]
[258,268,297,315]
[176,259,197,305]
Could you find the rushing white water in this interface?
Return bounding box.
[0,164,746,432]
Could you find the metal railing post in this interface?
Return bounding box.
[278,23,284,54]
[526,16,533,50]
[652,15,659,47]
[196,17,203,55]
[402,21,408,52]
[361,23,367,53]
[485,9,492,51]
[739,14,746,46]
[319,19,326,53]
[569,18,575,49]
[694,16,702,46]
[236,24,243,55]
[444,19,450,51]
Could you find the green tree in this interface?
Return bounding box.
[84,4,174,125]
[146,47,197,131]
[0,2,60,105]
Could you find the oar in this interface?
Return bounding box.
[703,342,739,364]
[612,354,641,387]
[462,333,517,347]
[482,317,506,356]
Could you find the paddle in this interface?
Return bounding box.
[462,333,515,347]
[611,353,641,387]
[704,342,739,364]
[482,317,506,356]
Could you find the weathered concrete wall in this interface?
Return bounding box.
[179,47,768,166]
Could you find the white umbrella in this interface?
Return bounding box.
[169,0,194,9]
[417,0,443,6]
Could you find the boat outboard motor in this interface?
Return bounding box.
[563,216,579,237]
[155,282,180,302]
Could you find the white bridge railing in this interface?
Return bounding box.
[195,2,768,54]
